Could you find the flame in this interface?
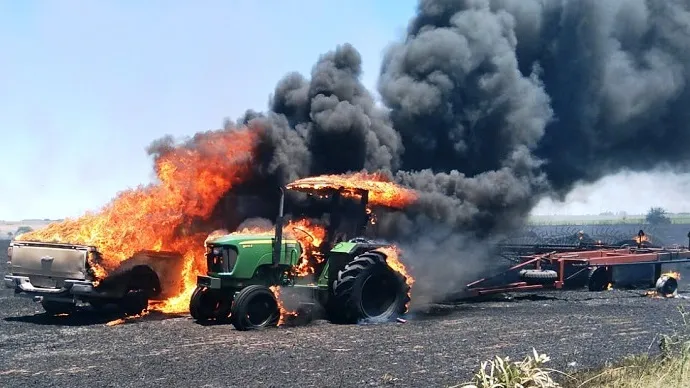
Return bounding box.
[607,283,613,290]
[366,207,377,225]
[286,171,418,209]
[374,246,414,311]
[635,234,649,244]
[662,271,681,280]
[286,219,327,276]
[645,290,678,299]
[105,310,150,326]
[16,127,259,314]
[269,285,298,326]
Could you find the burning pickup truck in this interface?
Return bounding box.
[4,240,184,315]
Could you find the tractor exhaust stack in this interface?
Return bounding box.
[273,186,285,266]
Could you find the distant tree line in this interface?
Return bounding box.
[645,207,672,225]
[3,226,34,240]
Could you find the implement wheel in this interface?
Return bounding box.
[189,286,232,322]
[588,267,610,291]
[519,269,558,284]
[330,251,410,324]
[230,285,280,331]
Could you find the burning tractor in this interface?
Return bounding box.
[189,175,416,330]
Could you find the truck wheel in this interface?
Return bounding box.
[230,285,280,331]
[41,300,76,315]
[119,289,149,316]
[189,286,232,322]
[331,251,410,324]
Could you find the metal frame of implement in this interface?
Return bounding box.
[466,230,690,296]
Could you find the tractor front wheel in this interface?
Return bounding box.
[330,251,410,324]
[230,285,280,331]
[189,286,232,322]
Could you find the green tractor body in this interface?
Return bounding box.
[190,184,411,331]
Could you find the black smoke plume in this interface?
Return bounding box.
[148,0,690,307]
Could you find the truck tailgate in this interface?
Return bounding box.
[9,242,90,287]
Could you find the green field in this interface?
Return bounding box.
[528,214,690,226]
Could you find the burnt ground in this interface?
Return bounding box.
[2,241,690,388]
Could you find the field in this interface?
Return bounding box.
[528,214,690,226]
[506,223,690,248]
[2,233,690,388]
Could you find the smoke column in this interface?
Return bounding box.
[149,0,690,307]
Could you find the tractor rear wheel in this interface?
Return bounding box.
[189,286,232,322]
[230,285,280,331]
[330,251,410,324]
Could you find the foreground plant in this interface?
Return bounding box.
[453,348,562,388]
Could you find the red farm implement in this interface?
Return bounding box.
[467,230,690,297]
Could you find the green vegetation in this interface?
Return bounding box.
[455,306,690,388]
[528,209,690,226]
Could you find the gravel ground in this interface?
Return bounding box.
[2,241,690,388]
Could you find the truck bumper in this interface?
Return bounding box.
[4,275,97,299]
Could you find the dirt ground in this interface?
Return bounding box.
[1,240,689,388]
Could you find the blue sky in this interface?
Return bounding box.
[0,0,417,220]
[2,0,688,220]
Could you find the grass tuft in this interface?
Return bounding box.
[455,306,690,388]
[452,348,564,388]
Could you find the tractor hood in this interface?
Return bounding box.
[209,233,269,245]
[207,233,298,247]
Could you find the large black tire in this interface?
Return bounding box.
[189,286,232,322]
[588,266,610,291]
[330,251,410,324]
[41,300,76,315]
[230,285,280,331]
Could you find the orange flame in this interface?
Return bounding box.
[269,285,298,326]
[16,127,259,314]
[645,290,678,299]
[287,219,327,276]
[635,234,649,244]
[374,246,414,311]
[286,171,418,209]
[105,310,150,326]
[662,271,681,280]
